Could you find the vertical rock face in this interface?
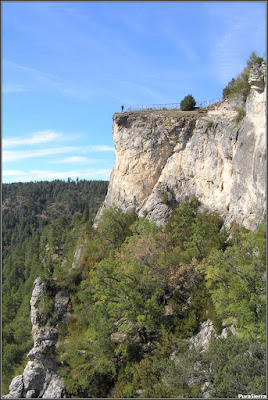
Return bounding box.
[4,278,70,398]
[97,63,266,229]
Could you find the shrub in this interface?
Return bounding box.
[97,206,137,251]
[222,51,264,100]
[206,120,213,129]
[36,293,55,323]
[162,192,169,205]
[235,107,246,124]
[180,94,196,111]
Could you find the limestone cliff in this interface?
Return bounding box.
[96,62,266,229]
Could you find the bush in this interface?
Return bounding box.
[162,192,169,205]
[206,120,213,129]
[235,107,246,124]
[180,94,196,111]
[97,206,137,251]
[222,51,264,99]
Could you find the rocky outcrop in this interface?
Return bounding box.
[96,63,266,229]
[248,61,266,91]
[170,319,236,398]
[5,278,70,398]
[189,319,236,352]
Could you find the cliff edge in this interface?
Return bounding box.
[96,62,266,229]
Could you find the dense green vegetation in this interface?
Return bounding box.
[222,51,264,100]
[2,179,108,254]
[2,179,108,394]
[2,181,266,398]
[54,200,266,398]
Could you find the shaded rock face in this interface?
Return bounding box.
[5,278,70,398]
[96,64,266,229]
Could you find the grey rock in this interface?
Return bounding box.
[110,332,127,343]
[34,326,58,344]
[5,277,67,398]
[189,319,217,352]
[42,373,65,398]
[71,243,84,268]
[23,361,45,395]
[6,375,24,398]
[25,390,36,398]
[95,65,266,231]
[201,381,213,398]
[248,61,266,91]
[219,324,236,339]
[189,319,237,351]
[30,278,47,326]
[54,291,70,317]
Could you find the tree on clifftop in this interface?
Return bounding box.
[180,94,196,111]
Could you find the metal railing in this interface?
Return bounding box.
[196,98,223,107]
[127,97,223,111]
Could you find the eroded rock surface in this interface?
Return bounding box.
[96,63,266,229]
[4,278,69,398]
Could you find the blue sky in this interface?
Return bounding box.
[2,1,266,183]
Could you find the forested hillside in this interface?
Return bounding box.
[2,182,266,398]
[2,179,108,394]
[53,201,266,398]
[2,179,108,254]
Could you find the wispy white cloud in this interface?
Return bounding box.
[2,83,28,93]
[117,80,166,103]
[3,169,28,176]
[60,87,93,101]
[117,11,147,35]
[2,168,112,182]
[205,2,266,84]
[3,130,63,147]
[3,59,93,101]
[87,145,114,152]
[210,24,247,83]
[4,59,60,84]
[156,16,199,64]
[3,146,79,162]
[175,38,198,63]
[52,156,89,164]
